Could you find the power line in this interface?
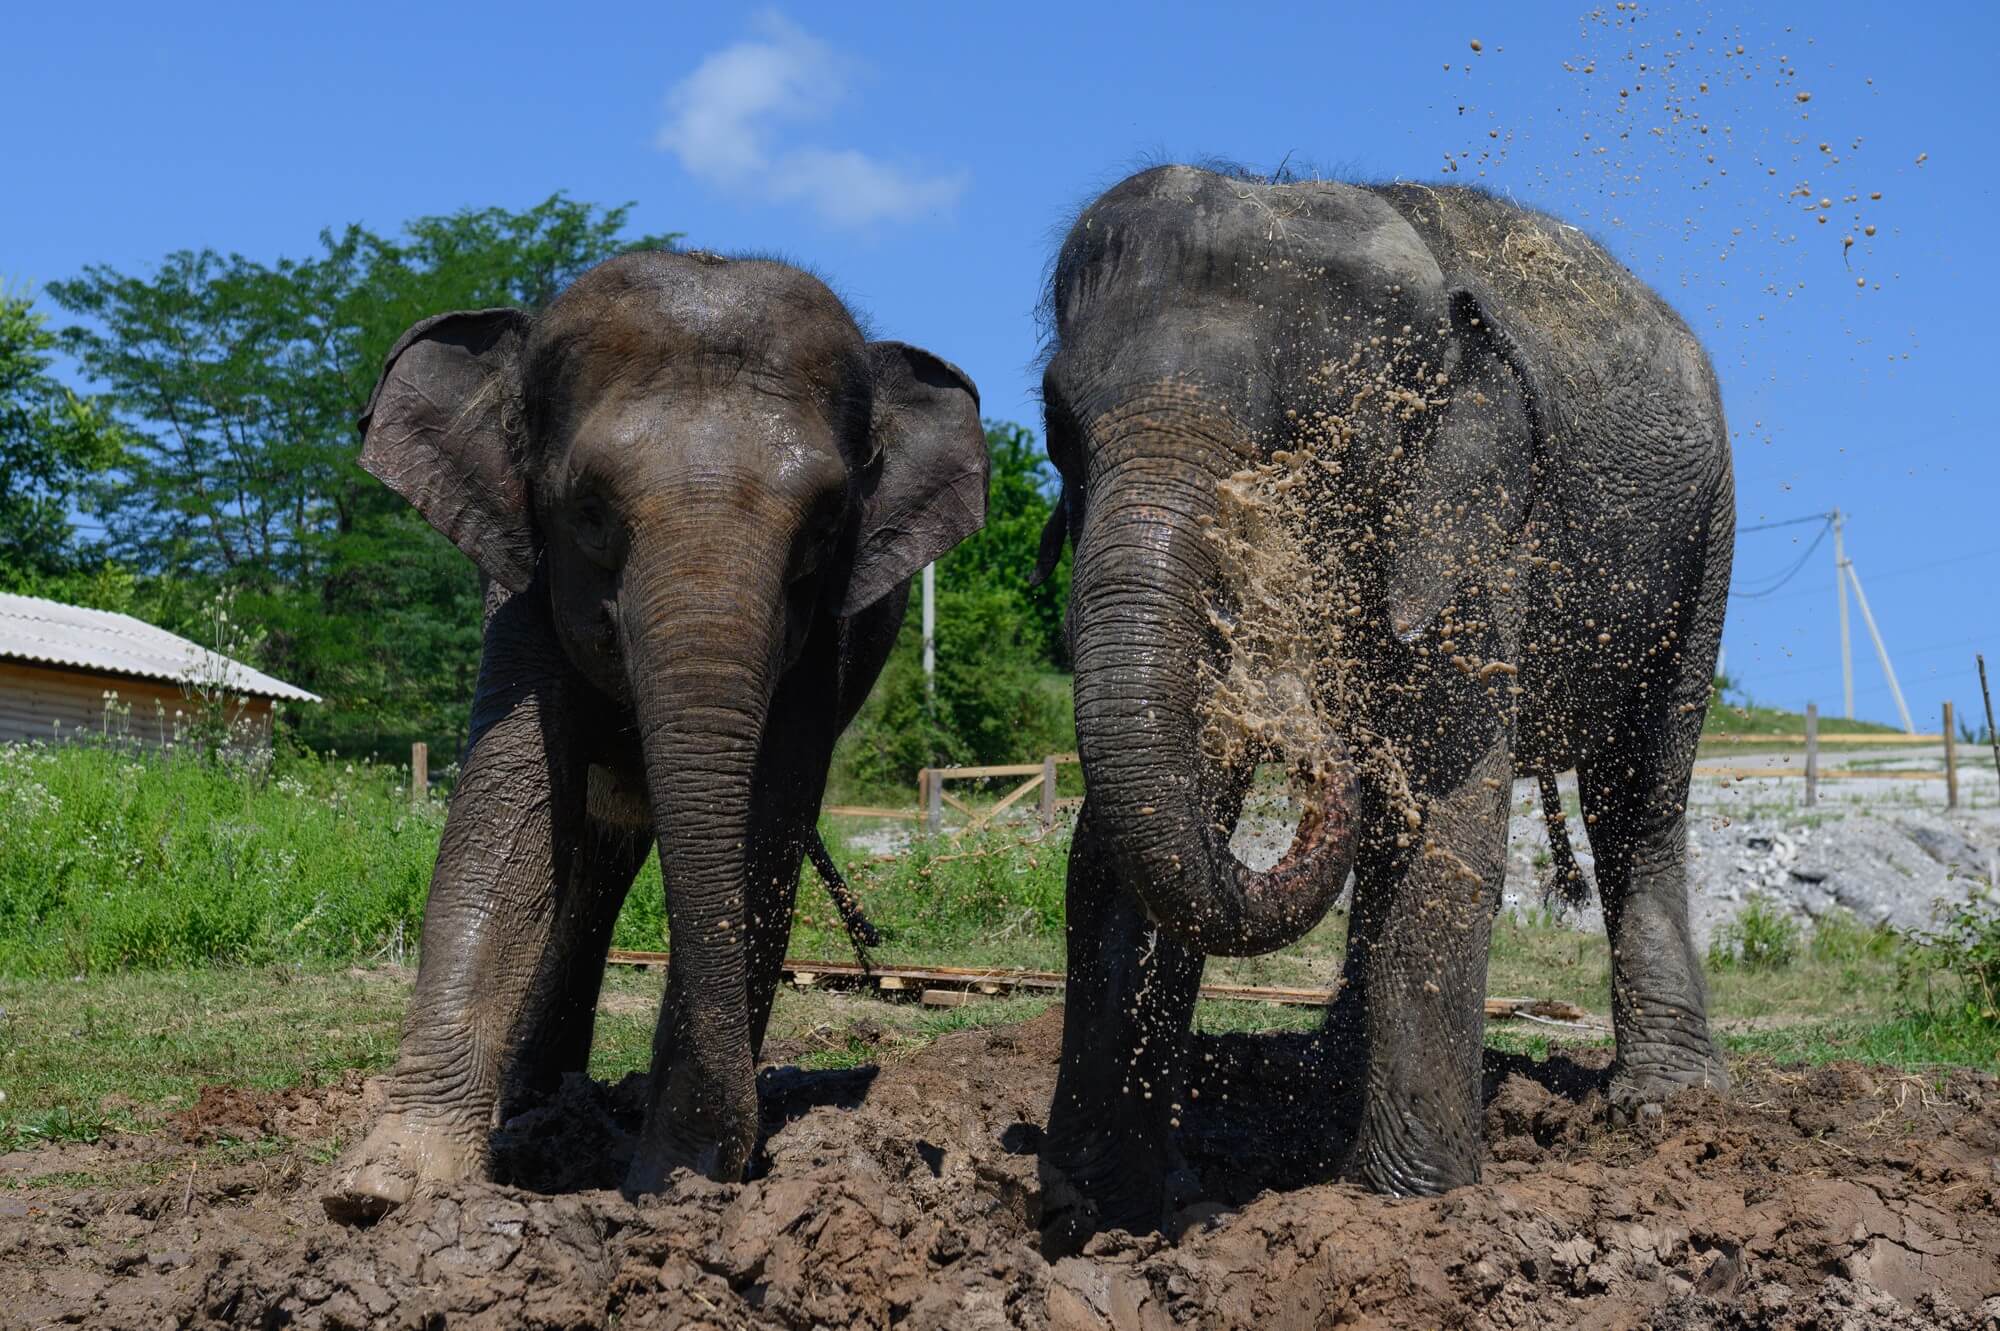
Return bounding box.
[1735,511,1833,535]
[1726,544,2000,607]
[1729,517,1831,599]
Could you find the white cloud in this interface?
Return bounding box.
[657,12,966,227]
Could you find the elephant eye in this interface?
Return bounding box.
[570,496,620,567]
[789,498,844,584]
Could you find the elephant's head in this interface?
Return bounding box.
[358,250,986,1178]
[1036,166,1540,956]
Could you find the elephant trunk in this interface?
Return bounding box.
[620,524,784,1186]
[1071,407,1357,957]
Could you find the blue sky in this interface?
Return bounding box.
[4,2,1994,729]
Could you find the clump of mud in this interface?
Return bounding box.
[6,1010,1999,1329]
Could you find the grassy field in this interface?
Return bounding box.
[1,739,1995,1156]
[4,899,1993,1154]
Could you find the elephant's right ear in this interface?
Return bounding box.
[357,308,539,594]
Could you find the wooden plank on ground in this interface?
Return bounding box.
[921,988,976,1008]
[603,951,1592,1021]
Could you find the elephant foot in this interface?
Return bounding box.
[1608,1047,1729,1127]
[1341,1097,1482,1198]
[621,1138,744,1194]
[623,1113,756,1195]
[322,1112,487,1224]
[1037,1130,1196,1258]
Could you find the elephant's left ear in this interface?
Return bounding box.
[841,342,989,617]
[1384,287,1539,640]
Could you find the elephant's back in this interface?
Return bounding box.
[1371,186,1714,431]
[1372,182,1730,532]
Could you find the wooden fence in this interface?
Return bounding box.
[820,698,1980,835]
[1692,701,1973,810]
[822,753,1082,835]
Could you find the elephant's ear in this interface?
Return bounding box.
[1028,490,1071,589]
[357,308,539,594]
[1384,287,1538,640]
[841,341,989,617]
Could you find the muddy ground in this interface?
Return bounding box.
[4,1007,1998,1330]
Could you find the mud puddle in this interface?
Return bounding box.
[4,1008,1998,1328]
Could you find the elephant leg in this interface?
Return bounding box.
[498,815,651,1116]
[742,639,853,1058]
[1040,804,1205,1256]
[325,583,599,1224]
[742,826,809,1060]
[1334,743,1511,1197]
[1579,731,1727,1115]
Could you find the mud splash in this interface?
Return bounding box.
[5,1009,1998,1329]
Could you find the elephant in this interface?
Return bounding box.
[322,249,987,1221]
[1031,165,1733,1249]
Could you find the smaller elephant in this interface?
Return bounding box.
[325,250,987,1221]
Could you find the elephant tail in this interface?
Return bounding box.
[806,830,881,969]
[1537,772,1592,910]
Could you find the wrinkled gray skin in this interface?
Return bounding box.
[1035,166,1732,1250]
[322,251,987,1221]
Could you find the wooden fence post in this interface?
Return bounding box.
[411,741,428,803]
[1942,701,1958,811]
[1039,753,1058,830]
[1979,654,1999,806]
[923,768,943,835]
[1803,703,1818,808]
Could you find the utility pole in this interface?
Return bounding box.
[1845,559,1914,734]
[921,562,936,697]
[1832,508,1854,720]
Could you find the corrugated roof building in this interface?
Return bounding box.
[0,592,318,751]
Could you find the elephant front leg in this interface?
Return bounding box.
[325,595,599,1224]
[1335,751,1510,1196]
[498,814,651,1117]
[1040,805,1205,1256]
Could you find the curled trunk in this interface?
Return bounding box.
[1071,431,1358,957]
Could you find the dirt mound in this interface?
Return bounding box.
[170,1068,383,1144]
[5,1006,1998,1328]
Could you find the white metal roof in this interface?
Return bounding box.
[0,592,321,704]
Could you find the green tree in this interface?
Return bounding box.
[942,420,1070,668]
[0,289,125,581]
[831,421,1075,796]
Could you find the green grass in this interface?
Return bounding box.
[0,744,442,975]
[0,741,1994,1156]
[1701,695,1904,738]
[0,966,407,1149]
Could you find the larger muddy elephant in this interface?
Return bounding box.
[1034,166,1733,1248]
[324,250,986,1220]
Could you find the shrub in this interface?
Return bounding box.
[1707,895,1801,972]
[1898,893,2000,1025]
